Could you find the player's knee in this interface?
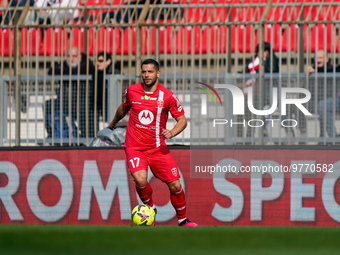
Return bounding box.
[168,180,181,192]
[133,170,148,186]
[134,177,147,186]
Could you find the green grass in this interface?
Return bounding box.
[0,225,340,255]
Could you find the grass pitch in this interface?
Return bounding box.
[0,225,340,255]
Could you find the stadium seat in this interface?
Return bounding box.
[95,27,121,55]
[209,0,239,23]
[235,24,257,53]
[321,0,340,21]
[175,25,196,54]
[264,1,298,52]
[236,0,265,22]
[82,0,121,22]
[202,25,237,54]
[210,25,236,53]
[21,28,42,56]
[149,21,173,54]
[209,25,223,53]
[230,0,263,53]
[205,0,228,22]
[305,24,337,52]
[257,24,282,52]
[41,28,69,56]
[197,26,209,54]
[297,0,323,21]
[280,24,299,52]
[176,24,235,54]
[182,0,211,23]
[0,28,14,56]
[69,27,93,55]
[269,0,297,22]
[1,28,42,57]
[84,0,109,20]
[176,25,223,54]
[122,26,147,55]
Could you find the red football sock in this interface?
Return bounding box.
[136,182,154,207]
[170,187,186,220]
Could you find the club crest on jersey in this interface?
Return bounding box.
[171,167,178,177]
[157,100,164,108]
[138,110,154,125]
[141,95,157,101]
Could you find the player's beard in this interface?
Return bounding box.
[143,77,158,88]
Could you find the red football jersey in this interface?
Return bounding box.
[122,83,184,150]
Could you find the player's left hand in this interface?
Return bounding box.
[161,129,173,139]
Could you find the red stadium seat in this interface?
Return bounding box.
[257,24,281,52]
[269,0,297,22]
[236,0,264,22]
[159,25,173,54]
[280,24,298,52]
[149,22,173,54]
[182,0,211,23]
[230,1,263,53]
[305,24,337,52]
[176,25,230,54]
[202,25,223,54]
[203,25,237,54]
[0,29,14,56]
[122,27,135,55]
[83,0,120,22]
[140,27,150,55]
[210,25,225,53]
[21,28,42,56]
[69,27,93,55]
[122,26,147,55]
[321,0,340,21]
[235,25,257,53]
[84,0,109,19]
[175,26,196,54]
[95,27,121,55]
[210,25,236,53]
[298,0,322,21]
[206,0,229,23]
[41,28,69,56]
[176,25,218,54]
[197,26,209,54]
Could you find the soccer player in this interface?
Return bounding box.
[109,59,197,227]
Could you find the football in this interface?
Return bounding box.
[131,204,155,226]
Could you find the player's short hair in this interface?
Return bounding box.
[141,59,160,71]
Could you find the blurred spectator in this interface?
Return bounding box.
[0,0,3,23]
[1,0,34,23]
[43,46,95,139]
[34,0,80,25]
[307,49,333,75]
[102,0,180,23]
[308,50,339,139]
[95,52,121,121]
[242,42,279,138]
[317,95,340,139]
[246,42,279,74]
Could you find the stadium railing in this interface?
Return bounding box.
[3,73,340,146]
[1,1,340,56]
[2,0,340,146]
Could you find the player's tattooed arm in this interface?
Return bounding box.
[108,104,128,130]
[162,115,187,139]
